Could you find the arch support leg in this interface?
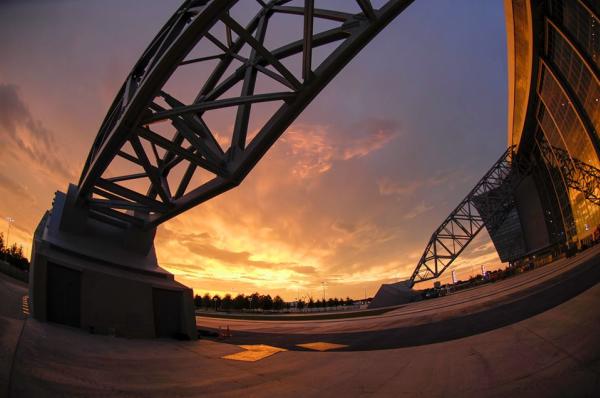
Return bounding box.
[29,184,196,339]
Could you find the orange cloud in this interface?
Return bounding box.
[282,119,398,178]
[0,83,77,184]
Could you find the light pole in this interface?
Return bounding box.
[5,217,14,248]
[321,281,327,301]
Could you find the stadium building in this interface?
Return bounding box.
[500,0,599,262]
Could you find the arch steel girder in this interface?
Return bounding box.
[76,0,414,229]
[538,139,600,206]
[409,147,529,285]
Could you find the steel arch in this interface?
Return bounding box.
[77,0,414,229]
[409,147,530,284]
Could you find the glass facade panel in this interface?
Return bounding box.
[583,0,600,21]
[547,23,600,137]
[537,66,600,240]
[533,132,574,244]
[550,0,600,70]
[569,186,600,241]
[538,66,598,167]
[538,104,568,152]
[536,116,578,242]
[537,114,579,244]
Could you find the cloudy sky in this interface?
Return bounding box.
[0,0,507,300]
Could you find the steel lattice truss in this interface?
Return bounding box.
[538,140,600,206]
[409,147,529,285]
[76,0,414,229]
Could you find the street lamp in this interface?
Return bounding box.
[321,281,327,301]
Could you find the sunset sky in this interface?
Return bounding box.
[0,0,508,300]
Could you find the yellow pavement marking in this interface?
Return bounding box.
[296,342,348,351]
[21,295,30,315]
[222,344,287,362]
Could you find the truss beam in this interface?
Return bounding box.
[409,147,530,285]
[538,139,600,206]
[77,0,415,228]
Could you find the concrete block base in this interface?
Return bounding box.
[368,280,420,309]
[29,187,196,339]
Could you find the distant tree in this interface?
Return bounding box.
[273,295,284,311]
[315,299,322,308]
[222,294,233,311]
[201,293,212,309]
[345,297,353,306]
[233,294,246,310]
[0,234,29,271]
[327,298,335,308]
[307,297,314,309]
[297,299,305,310]
[260,294,273,310]
[4,243,29,271]
[193,295,202,308]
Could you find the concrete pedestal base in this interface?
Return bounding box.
[29,187,196,339]
[368,280,420,308]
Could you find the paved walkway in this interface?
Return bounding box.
[1,247,599,397]
[0,272,27,398]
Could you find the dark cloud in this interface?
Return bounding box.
[158,226,211,242]
[160,262,204,272]
[378,168,465,198]
[331,221,359,234]
[0,83,74,181]
[290,265,317,275]
[185,241,252,264]
[182,238,297,270]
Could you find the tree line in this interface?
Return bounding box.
[297,296,355,309]
[0,233,29,271]
[194,292,285,311]
[194,292,356,311]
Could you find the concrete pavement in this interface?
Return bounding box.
[0,273,27,398]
